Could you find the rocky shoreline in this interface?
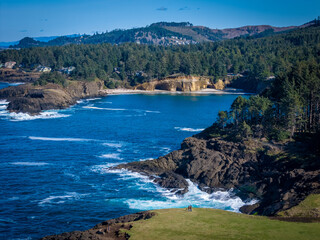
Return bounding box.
[41,211,155,240]
[114,129,320,216]
[0,81,106,114]
[0,81,249,115]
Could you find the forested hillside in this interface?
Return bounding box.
[210,59,320,156]
[1,25,320,89]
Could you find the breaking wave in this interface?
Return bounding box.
[85,98,102,101]
[0,100,9,105]
[0,110,70,121]
[142,110,160,113]
[29,136,93,142]
[83,104,160,114]
[95,165,257,212]
[125,179,257,212]
[83,106,127,111]
[139,158,154,161]
[10,162,49,166]
[99,153,123,160]
[102,142,124,148]
[38,192,88,206]
[90,163,120,174]
[174,127,205,132]
[7,82,25,86]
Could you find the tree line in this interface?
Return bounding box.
[1,25,320,88]
[215,60,320,148]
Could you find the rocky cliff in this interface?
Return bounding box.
[0,81,106,114]
[134,76,210,92]
[115,131,320,216]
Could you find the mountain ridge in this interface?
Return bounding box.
[10,20,317,48]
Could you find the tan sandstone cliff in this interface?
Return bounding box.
[134,75,211,92]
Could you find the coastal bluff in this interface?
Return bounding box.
[0,81,106,114]
[40,208,320,240]
[115,129,320,216]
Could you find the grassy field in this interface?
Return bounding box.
[278,194,320,218]
[124,208,320,240]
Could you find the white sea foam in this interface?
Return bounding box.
[29,136,92,142]
[10,162,49,166]
[139,158,154,161]
[76,100,84,104]
[0,99,9,111]
[0,99,9,105]
[93,160,256,212]
[92,165,153,186]
[8,82,25,86]
[124,179,257,212]
[90,163,120,174]
[102,142,123,148]
[160,147,171,154]
[0,99,70,121]
[0,110,70,121]
[174,127,205,132]
[38,192,87,206]
[86,98,102,101]
[83,106,127,111]
[99,153,123,160]
[104,168,154,185]
[144,110,160,113]
[104,167,257,212]
[82,105,159,114]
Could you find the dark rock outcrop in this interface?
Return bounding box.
[0,81,106,114]
[115,135,320,216]
[41,211,155,240]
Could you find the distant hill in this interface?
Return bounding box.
[11,20,318,48]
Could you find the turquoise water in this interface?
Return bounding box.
[0,82,250,239]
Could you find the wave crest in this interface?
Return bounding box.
[38,192,88,206]
[29,136,92,142]
[174,127,205,132]
[0,110,70,121]
[99,165,257,212]
[125,179,257,211]
[10,162,49,166]
[99,153,123,160]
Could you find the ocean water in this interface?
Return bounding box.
[0,82,252,239]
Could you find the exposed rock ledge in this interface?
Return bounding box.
[41,211,155,240]
[134,75,211,92]
[115,132,320,216]
[0,81,106,114]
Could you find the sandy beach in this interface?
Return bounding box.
[101,88,251,95]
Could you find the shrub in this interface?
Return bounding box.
[34,72,67,87]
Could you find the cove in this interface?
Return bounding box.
[0,85,248,239]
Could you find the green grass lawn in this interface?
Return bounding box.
[278,194,320,218]
[125,208,320,240]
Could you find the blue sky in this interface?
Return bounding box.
[0,0,319,42]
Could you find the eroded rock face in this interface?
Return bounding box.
[135,76,210,92]
[115,136,320,216]
[0,81,106,114]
